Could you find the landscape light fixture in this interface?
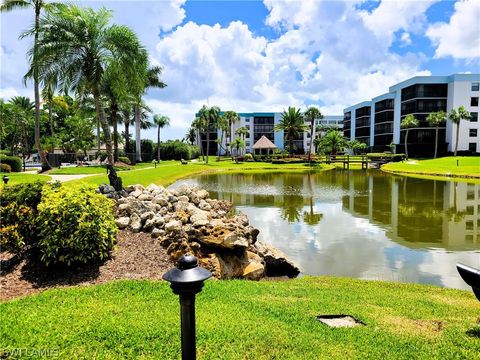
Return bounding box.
[457,263,480,301]
[2,175,9,185]
[163,254,212,360]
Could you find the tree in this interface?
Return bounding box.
[318,129,347,155]
[134,66,166,162]
[275,107,307,155]
[304,106,323,161]
[347,139,367,155]
[197,105,220,164]
[192,117,204,161]
[400,114,419,160]
[8,96,35,165]
[35,4,145,177]
[153,114,170,161]
[184,127,196,145]
[448,106,471,156]
[231,137,245,163]
[235,126,249,156]
[216,114,229,160]
[1,0,64,171]
[222,110,239,154]
[426,111,446,159]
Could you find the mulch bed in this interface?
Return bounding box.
[0,230,174,301]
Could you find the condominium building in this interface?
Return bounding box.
[343,74,480,155]
[197,112,343,155]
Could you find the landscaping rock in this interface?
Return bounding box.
[116,217,130,229]
[165,220,182,232]
[130,189,143,198]
[130,213,142,233]
[253,241,300,278]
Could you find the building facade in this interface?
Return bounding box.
[343,74,480,155]
[197,112,343,155]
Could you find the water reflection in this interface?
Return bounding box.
[171,171,480,289]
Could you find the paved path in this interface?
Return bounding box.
[48,173,99,183]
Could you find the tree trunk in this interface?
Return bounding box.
[48,96,54,137]
[34,8,51,172]
[93,86,113,165]
[405,130,409,160]
[434,127,438,159]
[96,119,101,154]
[125,121,130,154]
[454,122,460,156]
[205,127,210,164]
[111,102,119,162]
[135,105,142,162]
[157,126,161,161]
[308,120,314,162]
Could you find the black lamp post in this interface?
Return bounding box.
[163,254,212,360]
[2,175,9,185]
[457,263,480,301]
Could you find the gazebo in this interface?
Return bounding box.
[251,135,277,155]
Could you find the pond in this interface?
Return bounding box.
[171,170,480,290]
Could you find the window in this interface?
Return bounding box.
[245,141,250,146]
[470,129,477,137]
[245,118,250,122]
[471,112,478,122]
[469,142,477,152]
[471,97,479,106]
[472,82,480,91]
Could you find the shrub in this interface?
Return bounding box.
[0,149,11,156]
[118,156,131,165]
[0,155,22,172]
[244,153,253,161]
[0,164,12,172]
[37,186,117,266]
[158,141,200,160]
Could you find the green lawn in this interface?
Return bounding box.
[1,278,478,359]
[48,162,157,175]
[0,173,51,189]
[66,160,334,187]
[382,157,480,179]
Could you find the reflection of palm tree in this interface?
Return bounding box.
[303,197,323,225]
[280,193,304,223]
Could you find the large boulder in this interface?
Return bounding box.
[253,241,300,278]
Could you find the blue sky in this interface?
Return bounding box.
[1,0,479,141]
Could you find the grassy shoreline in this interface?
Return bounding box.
[1,278,478,359]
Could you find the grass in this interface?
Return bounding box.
[1,278,479,359]
[0,173,51,187]
[48,162,156,175]
[382,157,480,179]
[65,160,334,187]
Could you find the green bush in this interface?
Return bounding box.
[37,186,117,266]
[0,164,12,172]
[0,155,22,172]
[244,153,253,161]
[158,140,200,160]
[118,156,131,165]
[0,149,11,156]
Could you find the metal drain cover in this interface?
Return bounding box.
[316,315,365,328]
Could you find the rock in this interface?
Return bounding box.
[152,228,165,238]
[130,189,143,198]
[190,208,210,227]
[140,211,154,222]
[152,195,169,207]
[196,189,209,199]
[134,184,145,191]
[243,262,265,280]
[254,241,300,278]
[130,213,142,233]
[138,193,153,201]
[152,215,165,228]
[198,200,212,211]
[237,214,249,227]
[165,220,182,232]
[146,184,161,192]
[178,195,190,203]
[125,185,136,193]
[115,217,130,229]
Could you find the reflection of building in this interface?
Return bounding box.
[343,74,480,155]
[342,172,480,249]
[196,112,343,155]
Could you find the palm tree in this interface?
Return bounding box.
[153,114,170,161]
[216,114,229,160]
[35,5,145,171]
[231,137,245,163]
[198,105,220,164]
[400,114,419,160]
[184,127,196,145]
[318,129,347,155]
[448,106,471,156]
[234,126,249,156]
[134,66,167,163]
[9,96,35,166]
[275,107,307,155]
[426,111,446,159]
[222,110,239,153]
[304,106,323,161]
[1,0,64,171]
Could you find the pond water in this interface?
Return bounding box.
[171,170,480,290]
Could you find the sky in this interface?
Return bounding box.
[1,0,480,141]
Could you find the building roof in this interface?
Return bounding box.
[252,135,277,149]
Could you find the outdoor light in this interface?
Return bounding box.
[2,175,9,185]
[457,263,480,301]
[163,254,212,360]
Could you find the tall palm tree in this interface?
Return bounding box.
[153,114,170,161]
[192,117,204,161]
[1,0,64,171]
[304,106,323,161]
[222,110,239,154]
[235,126,249,156]
[318,129,347,155]
[400,114,419,160]
[134,66,167,163]
[216,114,229,160]
[448,106,471,156]
[198,105,220,164]
[35,5,145,172]
[231,137,245,163]
[426,110,446,159]
[275,107,307,155]
[9,96,35,165]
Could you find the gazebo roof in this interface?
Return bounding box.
[252,135,277,149]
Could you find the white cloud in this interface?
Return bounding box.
[400,32,412,46]
[426,0,480,60]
